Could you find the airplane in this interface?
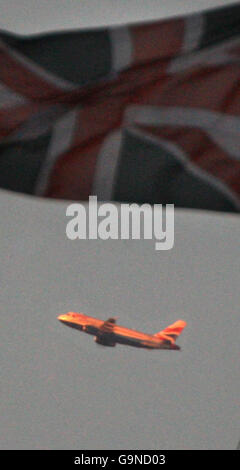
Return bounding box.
[57,312,187,350]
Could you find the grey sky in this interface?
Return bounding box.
[0,0,240,451]
[1,189,239,449]
[0,0,238,34]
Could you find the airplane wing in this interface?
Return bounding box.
[94,317,117,346]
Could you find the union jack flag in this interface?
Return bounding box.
[0,3,240,212]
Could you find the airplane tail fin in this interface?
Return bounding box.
[154,320,187,345]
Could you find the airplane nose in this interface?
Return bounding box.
[57,314,69,323]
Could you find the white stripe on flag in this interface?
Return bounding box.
[182,13,204,53]
[0,81,27,108]
[6,105,66,143]
[35,108,78,195]
[124,105,240,161]
[0,39,78,91]
[168,36,240,73]
[109,26,133,72]
[92,129,123,200]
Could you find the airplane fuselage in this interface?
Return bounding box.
[58,313,186,350]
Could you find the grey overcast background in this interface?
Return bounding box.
[0,0,238,34]
[1,0,240,451]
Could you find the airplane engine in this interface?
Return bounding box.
[94,317,117,346]
[94,334,116,347]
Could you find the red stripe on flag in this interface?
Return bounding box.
[130,65,240,116]
[0,102,42,138]
[72,97,126,147]
[44,141,101,200]
[130,18,184,65]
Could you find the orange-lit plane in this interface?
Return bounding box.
[57,312,187,350]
